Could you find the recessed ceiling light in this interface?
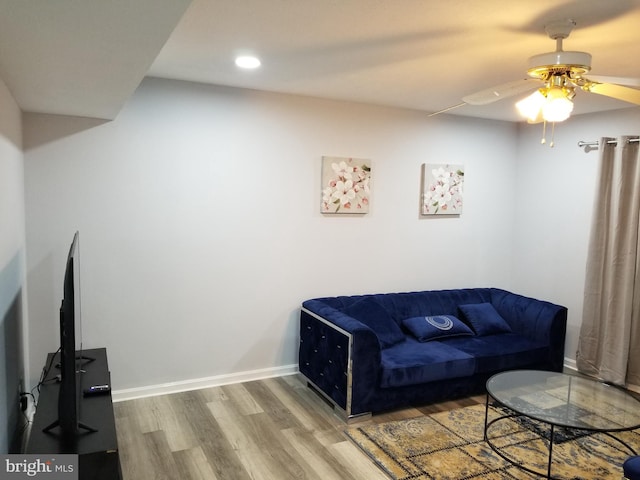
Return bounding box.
[235,55,261,69]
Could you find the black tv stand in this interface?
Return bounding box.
[27,348,122,480]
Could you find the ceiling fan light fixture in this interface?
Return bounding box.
[516,90,545,121]
[542,87,574,122]
[516,84,575,123]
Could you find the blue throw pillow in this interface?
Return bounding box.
[458,303,512,336]
[402,315,474,342]
[342,299,405,348]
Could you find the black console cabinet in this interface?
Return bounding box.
[27,348,122,480]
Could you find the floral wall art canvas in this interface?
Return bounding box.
[321,156,371,214]
[421,164,464,215]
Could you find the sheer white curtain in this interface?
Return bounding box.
[576,135,640,386]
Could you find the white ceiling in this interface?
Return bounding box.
[2,0,640,122]
[0,0,191,120]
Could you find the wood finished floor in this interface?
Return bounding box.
[114,374,484,480]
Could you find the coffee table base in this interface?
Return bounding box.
[484,393,637,479]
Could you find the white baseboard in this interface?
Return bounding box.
[111,358,580,403]
[563,357,577,372]
[111,364,299,402]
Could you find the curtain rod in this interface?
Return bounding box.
[578,138,640,150]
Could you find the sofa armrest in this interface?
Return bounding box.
[490,288,567,371]
[300,301,382,417]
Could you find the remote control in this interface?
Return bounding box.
[83,384,111,396]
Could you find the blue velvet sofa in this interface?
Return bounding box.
[299,288,567,420]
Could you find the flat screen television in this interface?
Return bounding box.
[43,231,96,437]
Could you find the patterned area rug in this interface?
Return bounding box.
[346,404,639,480]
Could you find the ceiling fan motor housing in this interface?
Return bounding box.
[527,51,592,79]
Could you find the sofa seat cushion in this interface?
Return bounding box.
[443,334,548,373]
[380,338,476,388]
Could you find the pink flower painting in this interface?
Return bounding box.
[422,164,464,215]
[321,156,371,214]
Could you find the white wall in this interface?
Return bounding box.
[513,108,640,367]
[0,76,26,452]
[24,78,519,394]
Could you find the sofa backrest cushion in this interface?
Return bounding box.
[374,288,494,319]
[402,315,474,342]
[458,302,512,336]
[342,298,405,348]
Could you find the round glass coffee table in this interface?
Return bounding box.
[484,370,640,479]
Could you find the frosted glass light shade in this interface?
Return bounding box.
[542,88,573,122]
[516,90,545,122]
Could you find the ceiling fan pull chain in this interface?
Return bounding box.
[550,122,556,148]
[541,121,547,145]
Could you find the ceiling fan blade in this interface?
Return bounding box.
[584,75,640,88]
[587,82,640,106]
[427,102,466,117]
[462,79,540,106]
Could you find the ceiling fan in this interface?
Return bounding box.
[433,19,640,123]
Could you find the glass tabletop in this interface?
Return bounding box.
[486,370,640,431]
